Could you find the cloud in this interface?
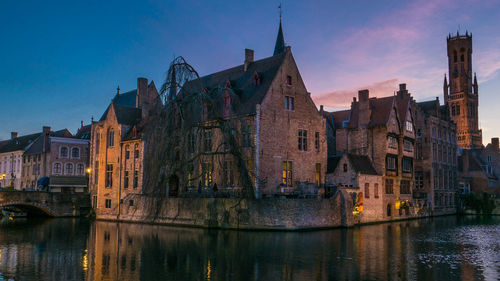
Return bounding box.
[313,78,399,108]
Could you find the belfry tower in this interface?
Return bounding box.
[444,31,482,148]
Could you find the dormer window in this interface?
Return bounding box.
[286,75,292,85]
[254,72,261,86]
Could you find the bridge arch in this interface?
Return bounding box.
[0,202,57,217]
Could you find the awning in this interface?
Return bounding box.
[38,177,49,186]
[49,176,88,188]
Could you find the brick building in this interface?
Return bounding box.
[326,86,416,219]
[89,78,162,215]
[21,126,90,192]
[176,21,327,197]
[414,98,458,213]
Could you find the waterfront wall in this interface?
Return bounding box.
[97,190,355,230]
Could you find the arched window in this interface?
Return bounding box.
[60,147,68,158]
[107,129,115,147]
[65,163,74,175]
[76,163,84,175]
[125,145,130,160]
[53,163,62,174]
[71,147,80,159]
[453,50,457,63]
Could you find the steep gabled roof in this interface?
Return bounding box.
[330,110,351,129]
[346,154,378,175]
[112,104,142,126]
[99,89,138,121]
[182,52,287,116]
[75,124,92,140]
[0,133,41,153]
[369,96,395,127]
[327,156,341,174]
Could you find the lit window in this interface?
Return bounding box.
[282,161,293,186]
[315,163,321,186]
[202,162,213,186]
[406,120,413,132]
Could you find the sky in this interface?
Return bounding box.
[1,0,499,144]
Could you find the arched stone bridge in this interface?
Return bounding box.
[0,191,90,217]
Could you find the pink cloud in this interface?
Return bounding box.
[313,78,400,108]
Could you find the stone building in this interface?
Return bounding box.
[89,78,162,215]
[326,153,384,223]
[325,85,416,220]
[176,21,327,197]
[21,126,90,192]
[443,32,482,148]
[0,132,40,190]
[414,98,458,214]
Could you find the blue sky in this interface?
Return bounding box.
[1,0,499,144]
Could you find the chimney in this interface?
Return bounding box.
[320,105,324,113]
[42,126,51,135]
[81,120,84,128]
[491,138,499,151]
[397,83,408,98]
[10,132,18,139]
[244,49,254,71]
[358,90,371,126]
[137,77,148,108]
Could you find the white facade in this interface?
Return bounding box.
[0,151,24,190]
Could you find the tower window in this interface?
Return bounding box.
[453,50,457,63]
[460,54,464,62]
[286,75,292,85]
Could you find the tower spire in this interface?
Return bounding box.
[273,3,285,56]
[443,74,449,105]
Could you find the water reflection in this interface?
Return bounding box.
[0,216,499,281]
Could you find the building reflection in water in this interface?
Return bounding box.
[86,217,499,281]
[0,216,498,281]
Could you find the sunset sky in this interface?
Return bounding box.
[1,0,499,143]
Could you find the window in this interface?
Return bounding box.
[204,131,212,152]
[77,164,84,175]
[298,130,308,151]
[385,179,394,194]
[65,163,74,175]
[388,136,398,149]
[343,163,348,172]
[386,155,397,171]
[402,157,413,173]
[315,132,320,151]
[404,139,413,152]
[125,145,130,159]
[129,200,134,207]
[315,163,321,186]
[286,75,292,85]
[285,96,294,110]
[105,199,111,208]
[282,161,293,186]
[53,163,62,174]
[133,171,138,189]
[60,147,68,158]
[95,132,100,154]
[223,160,234,187]
[124,171,129,189]
[241,125,252,147]
[406,120,413,132]
[453,50,457,63]
[71,147,80,158]
[107,129,115,147]
[94,161,99,184]
[415,171,424,189]
[134,144,139,159]
[202,162,213,186]
[188,133,196,152]
[105,164,113,188]
[400,180,411,194]
[364,183,370,198]
[374,183,379,198]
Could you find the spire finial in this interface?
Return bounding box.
[279,1,282,21]
[273,5,286,56]
[116,85,120,96]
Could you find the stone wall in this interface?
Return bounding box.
[97,190,354,230]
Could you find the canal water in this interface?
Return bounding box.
[0,216,498,281]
